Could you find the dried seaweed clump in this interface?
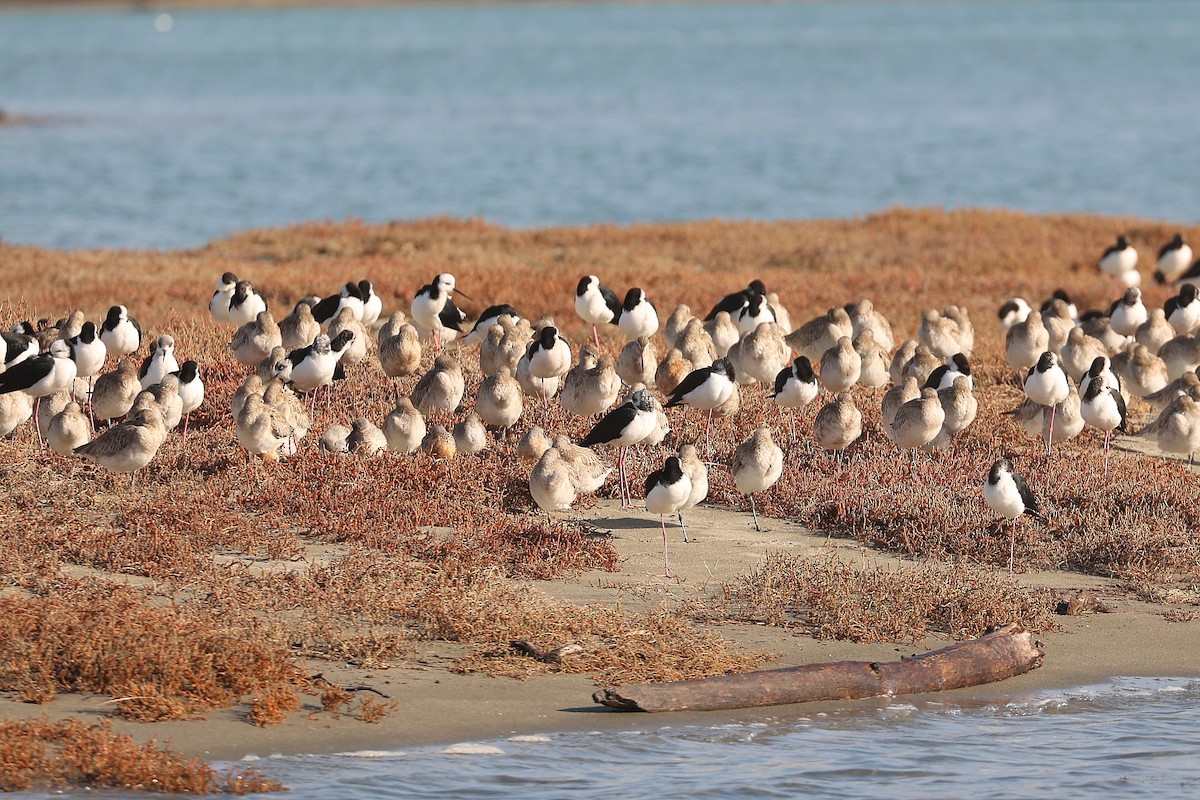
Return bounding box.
[449,586,767,685]
[0,586,303,720]
[711,552,1058,643]
[0,719,283,793]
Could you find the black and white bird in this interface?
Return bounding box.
[0,337,77,399]
[1108,287,1148,337]
[208,272,239,324]
[618,288,659,340]
[462,304,522,347]
[997,297,1032,334]
[173,360,205,438]
[665,357,736,452]
[580,389,657,509]
[644,455,692,578]
[773,356,819,441]
[1079,374,1127,477]
[286,330,355,406]
[525,325,572,408]
[411,273,470,351]
[0,339,79,447]
[2,329,39,370]
[1078,355,1123,400]
[925,353,973,392]
[311,282,365,327]
[139,335,179,391]
[705,279,766,321]
[1098,235,1139,294]
[227,280,269,327]
[982,457,1045,577]
[99,305,142,358]
[1154,233,1193,285]
[66,321,107,385]
[1023,351,1070,455]
[1165,283,1200,336]
[736,291,776,337]
[359,279,383,327]
[1172,259,1200,289]
[574,275,623,349]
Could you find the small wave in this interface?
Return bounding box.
[335,750,407,759]
[442,743,505,755]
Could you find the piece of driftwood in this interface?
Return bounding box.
[593,623,1043,712]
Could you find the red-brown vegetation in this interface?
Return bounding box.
[0,209,1197,786]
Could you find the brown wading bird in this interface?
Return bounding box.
[731,427,783,533]
[814,391,863,463]
[74,406,168,488]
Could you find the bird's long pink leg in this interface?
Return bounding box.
[1046,405,1056,456]
[661,515,673,578]
[617,446,629,508]
[1009,519,1017,578]
[1103,430,1111,477]
[592,325,601,351]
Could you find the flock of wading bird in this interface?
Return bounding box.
[1,234,1199,577]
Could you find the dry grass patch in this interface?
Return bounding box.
[708,553,1058,643]
[0,586,302,716]
[0,719,282,793]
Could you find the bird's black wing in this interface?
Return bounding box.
[310,293,341,325]
[600,285,622,323]
[1112,389,1128,433]
[1014,472,1046,522]
[773,365,791,397]
[469,304,520,335]
[924,365,949,391]
[581,402,635,447]
[644,467,663,497]
[704,291,748,321]
[0,353,51,394]
[665,366,714,408]
[440,297,469,332]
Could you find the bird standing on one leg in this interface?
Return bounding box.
[731,427,784,532]
[644,455,692,578]
[1023,351,1070,456]
[665,357,736,454]
[982,457,1045,578]
[574,275,623,349]
[1079,375,1128,477]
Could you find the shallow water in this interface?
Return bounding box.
[246,677,1200,799]
[2,0,1199,249]
[14,677,1199,799]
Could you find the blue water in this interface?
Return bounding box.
[2,0,1199,249]
[13,677,1199,799]
[243,678,1200,798]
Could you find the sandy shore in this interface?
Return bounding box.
[4,487,1197,764]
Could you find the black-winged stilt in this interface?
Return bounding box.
[645,455,692,577]
[983,457,1045,577]
[575,275,623,349]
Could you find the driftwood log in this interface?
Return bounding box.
[593,623,1043,712]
